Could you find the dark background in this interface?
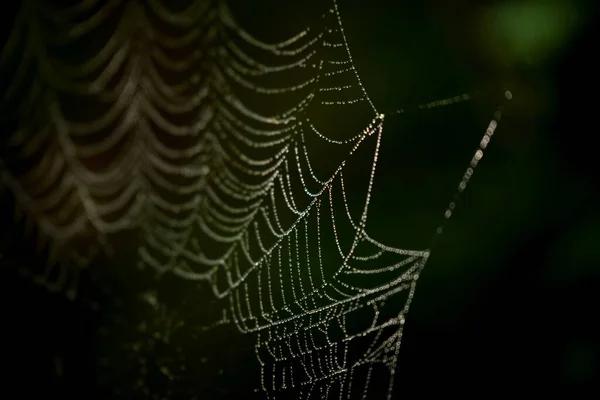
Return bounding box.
[1,0,598,398]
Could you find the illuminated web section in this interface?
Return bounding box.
[134,4,433,397]
[0,0,503,398]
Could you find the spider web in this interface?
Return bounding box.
[0,0,504,398]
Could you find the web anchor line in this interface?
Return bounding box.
[428,90,512,252]
[388,92,472,116]
[378,93,511,400]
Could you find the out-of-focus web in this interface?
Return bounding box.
[0,0,505,398]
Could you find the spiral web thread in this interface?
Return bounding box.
[0,0,504,398]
